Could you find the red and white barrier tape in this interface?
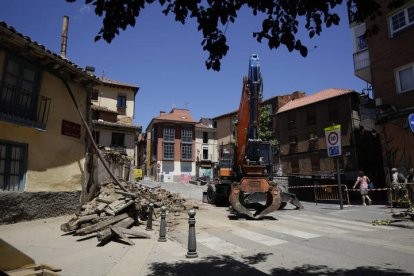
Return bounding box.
[287,185,388,191]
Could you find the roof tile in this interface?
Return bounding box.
[277,88,354,113]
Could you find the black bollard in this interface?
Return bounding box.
[158,206,167,242]
[145,203,154,231]
[186,209,198,258]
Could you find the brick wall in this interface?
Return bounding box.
[366,1,414,109]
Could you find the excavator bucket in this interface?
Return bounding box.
[229,178,282,219]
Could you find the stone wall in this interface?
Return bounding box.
[0,191,81,224]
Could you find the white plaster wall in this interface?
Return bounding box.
[96,84,135,118]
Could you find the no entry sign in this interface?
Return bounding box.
[324,125,342,157]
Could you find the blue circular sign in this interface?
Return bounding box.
[409,113,414,133]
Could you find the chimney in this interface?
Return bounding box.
[85,66,95,75]
[160,111,166,116]
[60,16,69,57]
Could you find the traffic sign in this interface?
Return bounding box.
[324,125,342,157]
[409,113,414,132]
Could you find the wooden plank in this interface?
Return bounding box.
[96,203,108,212]
[110,226,135,245]
[97,217,135,243]
[96,198,113,204]
[75,213,129,236]
[105,199,134,216]
[115,191,138,198]
[6,268,42,276]
[119,227,150,239]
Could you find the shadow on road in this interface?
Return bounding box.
[146,253,412,276]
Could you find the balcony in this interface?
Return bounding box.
[110,145,127,154]
[353,50,371,83]
[347,2,359,26]
[0,82,51,130]
[201,154,213,162]
[117,106,126,115]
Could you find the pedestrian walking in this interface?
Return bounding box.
[353,170,372,206]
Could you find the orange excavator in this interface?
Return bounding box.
[207,54,302,218]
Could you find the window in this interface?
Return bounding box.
[356,35,368,51]
[310,153,320,171]
[181,128,192,160]
[163,143,174,159]
[389,4,414,35]
[203,148,209,160]
[117,95,126,108]
[203,132,208,143]
[307,109,317,125]
[181,128,192,142]
[395,63,414,93]
[309,132,319,150]
[111,132,125,147]
[163,127,175,142]
[328,109,339,123]
[163,127,175,159]
[1,55,41,120]
[287,113,296,130]
[289,135,298,153]
[0,141,27,191]
[91,89,99,101]
[92,131,100,145]
[117,95,127,115]
[181,144,192,160]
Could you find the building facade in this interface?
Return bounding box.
[276,88,383,184]
[348,0,414,180]
[195,118,218,180]
[145,108,197,182]
[91,77,140,159]
[0,21,98,193]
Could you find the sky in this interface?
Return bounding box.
[0,1,366,129]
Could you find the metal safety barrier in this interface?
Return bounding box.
[388,182,414,208]
[313,184,350,206]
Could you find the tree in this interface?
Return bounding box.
[259,104,278,149]
[67,0,401,71]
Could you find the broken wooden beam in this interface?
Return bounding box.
[60,214,99,232]
[115,191,138,199]
[110,226,135,245]
[75,213,129,236]
[96,217,135,243]
[104,199,134,216]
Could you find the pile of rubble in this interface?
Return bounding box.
[60,180,191,246]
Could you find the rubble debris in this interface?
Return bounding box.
[61,180,195,246]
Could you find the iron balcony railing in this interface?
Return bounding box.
[0,82,51,130]
[201,154,213,161]
[347,2,358,25]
